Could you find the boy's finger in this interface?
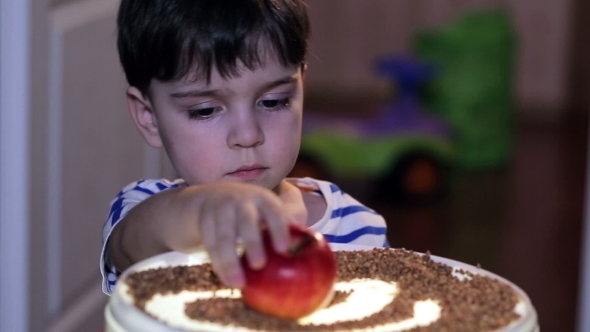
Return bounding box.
[199,212,217,253]
[199,212,242,288]
[213,208,244,288]
[238,203,265,270]
[212,248,246,288]
[258,196,289,253]
[210,253,244,289]
[215,246,244,288]
[199,216,223,282]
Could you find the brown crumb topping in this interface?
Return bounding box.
[125,248,521,331]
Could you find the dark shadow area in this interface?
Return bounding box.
[294,113,587,331]
[378,115,587,332]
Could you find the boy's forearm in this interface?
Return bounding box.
[108,187,202,272]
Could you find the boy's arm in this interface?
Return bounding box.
[106,182,291,288]
[107,187,194,272]
[101,179,182,294]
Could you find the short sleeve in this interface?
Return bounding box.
[323,183,388,247]
[100,178,184,295]
[291,178,389,248]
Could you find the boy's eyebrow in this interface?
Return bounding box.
[171,88,219,99]
[170,76,297,99]
[259,75,298,92]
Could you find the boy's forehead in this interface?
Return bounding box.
[177,41,292,85]
[170,60,300,88]
[149,61,302,97]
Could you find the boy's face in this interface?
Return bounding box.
[127,59,305,193]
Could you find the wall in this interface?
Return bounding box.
[303,0,575,121]
[567,0,590,116]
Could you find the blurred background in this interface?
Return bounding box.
[0,0,588,331]
[298,2,589,332]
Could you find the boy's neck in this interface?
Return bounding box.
[276,180,327,227]
[275,180,307,226]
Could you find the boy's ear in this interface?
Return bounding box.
[126,87,163,148]
[300,63,308,80]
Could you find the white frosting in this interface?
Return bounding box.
[137,278,441,332]
[108,248,538,332]
[144,289,242,331]
[299,279,401,325]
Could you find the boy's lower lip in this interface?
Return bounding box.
[227,168,267,180]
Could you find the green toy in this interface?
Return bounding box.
[414,9,517,169]
[295,56,455,204]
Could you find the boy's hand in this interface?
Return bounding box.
[194,182,290,288]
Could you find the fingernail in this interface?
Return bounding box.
[273,238,288,253]
[249,253,266,270]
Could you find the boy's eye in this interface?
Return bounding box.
[259,98,290,110]
[187,107,218,120]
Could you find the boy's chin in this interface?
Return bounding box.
[220,175,284,191]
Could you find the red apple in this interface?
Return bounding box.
[240,223,337,320]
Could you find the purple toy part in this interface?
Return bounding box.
[360,99,452,139]
[303,54,453,141]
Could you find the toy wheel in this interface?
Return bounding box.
[288,153,331,181]
[377,152,447,204]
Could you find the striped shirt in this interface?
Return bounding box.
[100,177,388,295]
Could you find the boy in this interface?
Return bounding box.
[101,0,388,295]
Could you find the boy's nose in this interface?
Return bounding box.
[228,111,264,148]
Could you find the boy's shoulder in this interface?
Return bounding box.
[286,177,361,224]
[286,178,328,226]
[285,177,342,195]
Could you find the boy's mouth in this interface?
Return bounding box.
[227,165,268,180]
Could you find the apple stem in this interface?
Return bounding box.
[288,234,315,255]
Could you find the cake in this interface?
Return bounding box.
[105,244,538,332]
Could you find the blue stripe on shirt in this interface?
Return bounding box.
[108,181,178,226]
[156,182,179,191]
[108,197,125,223]
[323,226,387,243]
[134,186,156,196]
[329,183,341,193]
[110,207,125,226]
[331,205,377,219]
